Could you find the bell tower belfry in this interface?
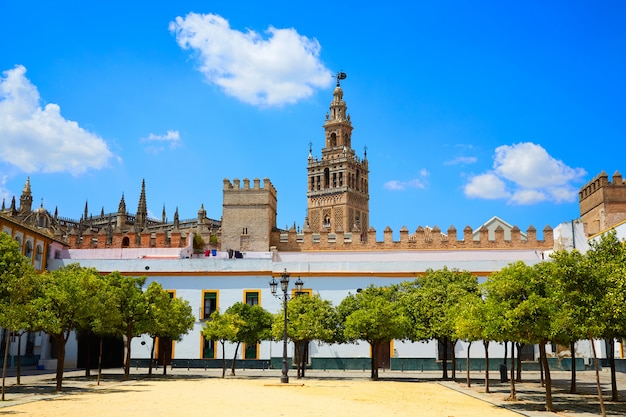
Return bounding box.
[306,73,369,237]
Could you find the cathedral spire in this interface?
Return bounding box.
[136,179,147,229]
[18,176,33,217]
[118,193,126,213]
[173,206,180,229]
[116,193,127,231]
[23,176,32,194]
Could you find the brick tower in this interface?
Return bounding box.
[306,74,369,237]
[579,170,626,236]
[221,178,277,252]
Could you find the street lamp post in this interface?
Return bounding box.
[269,268,304,384]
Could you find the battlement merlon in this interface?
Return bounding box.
[222,177,277,195]
[579,170,625,203]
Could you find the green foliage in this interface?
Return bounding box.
[33,263,104,391]
[272,294,338,344]
[338,285,409,380]
[105,271,148,379]
[586,230,626,340]
[143,283,195,342]
[202,310,243,343]
[401,267,479,342]
[339,285,409,345]
[0,232,40,398]
[483,261,557,345]
[34,264,104,339]
[225,302,273,345]
[454,292,489,343]
[549,249,598,342]
[193,233,205,251]
[0,232,39,332]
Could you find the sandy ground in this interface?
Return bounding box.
[2,372,519,417]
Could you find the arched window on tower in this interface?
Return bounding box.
[122,236,130,247]
[324,168,330,189]
[356,170,360,191]
[330,133,337,147]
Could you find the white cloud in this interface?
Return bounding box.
[169,13,333,106]
[0,65,115,175]
[384,170,429,191]
[444,156,477,165]
[0,175,10,205]
[493,142,586,189]
[509,189,548,205]
[141,130,181,153]
[464,173,510,199]
[463,142,585,204]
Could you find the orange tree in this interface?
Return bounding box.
[337,285,409,381]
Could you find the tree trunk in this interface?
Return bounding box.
[221,341,226,378]
[515,343,522,382]
[539,341,554,412]
[301,342,308,378]
[442,337,449,380]
[230,342,240,376]
[148,336,156,376]
[97,336,103,386]
[539,350,546,388]
[295,341,302,379]
[590,336,606,417]
[124,328,132,380]
[1,327,11,401]
[483,340,490,393]
[451,339,457,381]
[507,340,516,401]
[162,341,168,376]
[296,341,307,379]
[16,332,22,385]
[570,340,577,394]
[55,335,67,392]
[370,341,379,381]
[466,341,472,387]
[608,339,618,402]
[503,341,508,365]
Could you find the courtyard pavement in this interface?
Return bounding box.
[1,365,625,416]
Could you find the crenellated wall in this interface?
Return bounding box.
[272,224,553,251]
[579,170,626,236]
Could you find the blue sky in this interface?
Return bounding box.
[1,1,624,238]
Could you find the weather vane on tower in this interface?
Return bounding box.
[336,71,347,86]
